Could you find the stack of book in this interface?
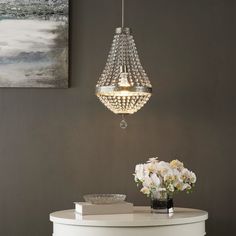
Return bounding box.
[74,202,133,215]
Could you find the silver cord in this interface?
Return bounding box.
[122,0,125,28]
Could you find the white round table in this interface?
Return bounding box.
[50,206,208,236]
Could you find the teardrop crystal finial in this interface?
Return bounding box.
[120,115,128,129]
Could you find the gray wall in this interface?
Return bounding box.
[0,0,235,235]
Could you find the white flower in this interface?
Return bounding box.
[156,161,171,177]
[167,184,175,192]
[147,157,158,163]
[146,162,158,174]
[159,187,167,192]
[143,176,153,188]
[181,168,191,181]
[134,164,145,181]
[172,169,182,182]
[190,171,197,184]
[170,159,184,170]
[150,173,161,187]
[163,173,174,182]
[140,186,150,195]
[162,168,176,182]
[181,183,191,191]
[143,164,150,175]
[158,161,170,169]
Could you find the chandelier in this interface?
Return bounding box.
[95,0,152,129]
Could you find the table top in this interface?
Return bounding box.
[50,206,208,227]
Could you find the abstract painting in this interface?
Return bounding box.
[0,0,68,88]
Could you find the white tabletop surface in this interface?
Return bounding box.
[50,206,208,227]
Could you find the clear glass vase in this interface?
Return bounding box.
[150,191,174,214]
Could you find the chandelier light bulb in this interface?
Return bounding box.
[118,66,130,87]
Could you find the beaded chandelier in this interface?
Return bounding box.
[95,0,152,128]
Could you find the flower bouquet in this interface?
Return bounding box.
[134,157,196,213]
